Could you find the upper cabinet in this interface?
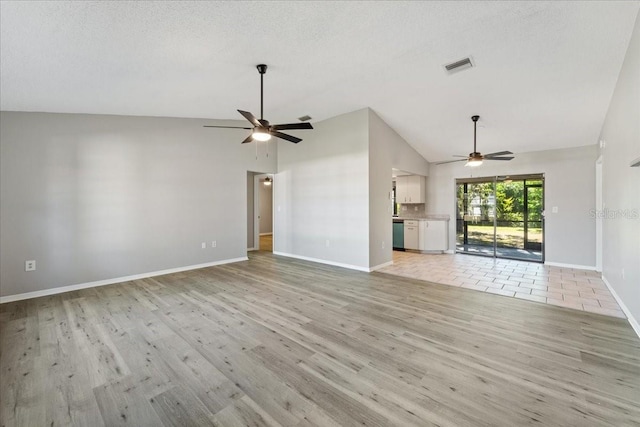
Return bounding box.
[396,175,425,203]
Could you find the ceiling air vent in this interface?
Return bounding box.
[444,57,474,74]
[298,115,312,122]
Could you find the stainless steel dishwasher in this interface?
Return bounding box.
[393,218,404,250]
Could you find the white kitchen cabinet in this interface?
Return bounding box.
[404,220,420,250]
[418,220,448,252]
[396,175,425,203]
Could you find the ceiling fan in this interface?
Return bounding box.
[203,64,313,144]
[436,115,514,166]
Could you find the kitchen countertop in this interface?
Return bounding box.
[393,214,450,221]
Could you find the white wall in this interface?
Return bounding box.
[427,145,598,267]
[274,109,370,269]
[598,12,640,326]
[273,108,430,270]
[0,112,276,298]
[259,181,273,234]
[368,109,429,268]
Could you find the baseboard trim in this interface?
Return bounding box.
[272,251,371,272]
[259,232,273,236]
[601,275,640,339]
[247,247,258,251]
[544,261,597,271]
[0,257,249,304]
[369,261,393,272]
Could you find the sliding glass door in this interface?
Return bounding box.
[456,174,544,262]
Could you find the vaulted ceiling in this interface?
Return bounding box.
[1,1,638,162]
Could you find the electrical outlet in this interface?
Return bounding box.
[201,242,206,249]
[382,241,385,249]
[621,268,625,280]
[25,260,36,271]
[326,240,330,247]
[212,241,217,248]
[552,206,558,213]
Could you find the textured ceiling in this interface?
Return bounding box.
[1,1,638,162]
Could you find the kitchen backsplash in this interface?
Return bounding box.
[399,203,426,218]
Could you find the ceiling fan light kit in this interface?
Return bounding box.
[436,115,514,166]
[465,153,483,167]
[252,128,271,141]
[204,64,313,144]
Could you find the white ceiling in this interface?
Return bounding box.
[1,1,638,162]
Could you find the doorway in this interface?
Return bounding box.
[456,174,544,262]
[251,173,273,252]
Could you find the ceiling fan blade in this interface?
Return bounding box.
[237,110,261,127]
[452,155,468,158]
[434,159,467,165]
[203,125,252,129]
[484,151,513,157]
[240,135,254,144]
[271,131,302,144]
[486,157,514,161]
[271,122,314,131]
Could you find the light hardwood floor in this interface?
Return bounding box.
[1,252,640,426]
[260,234,273,252]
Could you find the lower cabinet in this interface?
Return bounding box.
[419,220,448,251]
[404,220,419,250]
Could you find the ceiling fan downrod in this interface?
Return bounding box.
[257,64,267,121]
[472,115,479,154]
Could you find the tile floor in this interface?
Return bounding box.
[379,251,626,318]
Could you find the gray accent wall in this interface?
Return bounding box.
[598,12,640,324]
[0,112,276,298]
[427,145,598,267]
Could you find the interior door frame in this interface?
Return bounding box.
[595,156,603,272]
